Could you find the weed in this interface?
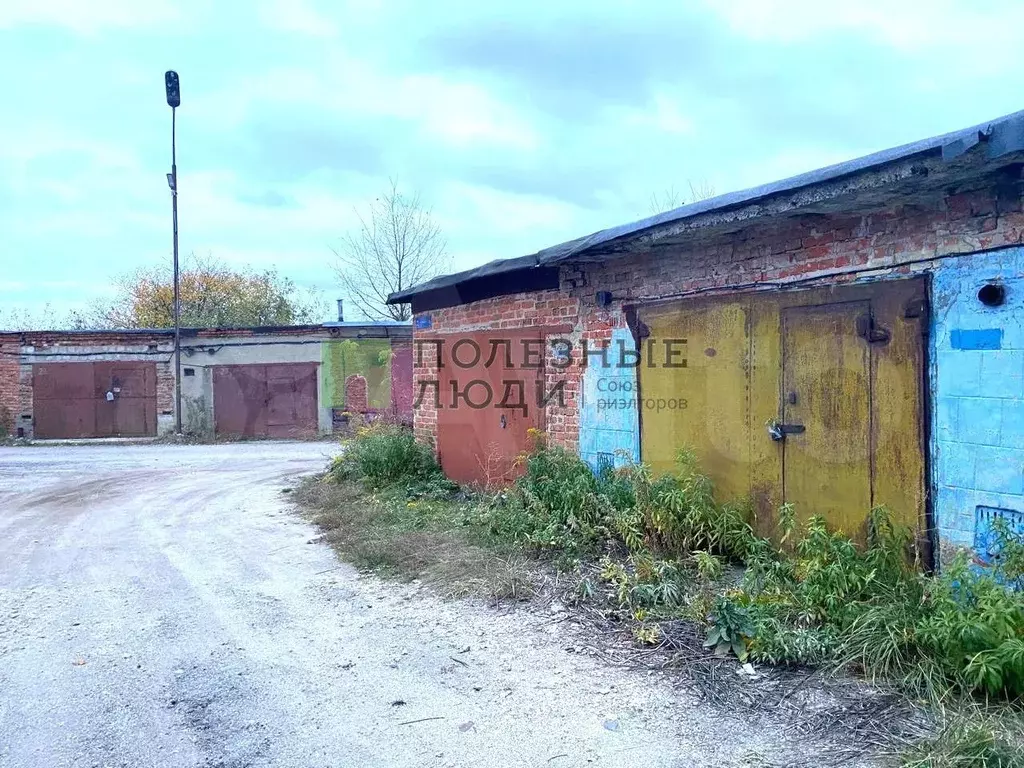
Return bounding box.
[302,428,1024,761]
[295,477,534,601]
[705,595,754,660]
[329,423,456,497]
[992,518,1024,591]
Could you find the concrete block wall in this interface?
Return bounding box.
[578,326,640,470]
[321,338,413,426]
[931,247,1024,567]
[180,333,331,435]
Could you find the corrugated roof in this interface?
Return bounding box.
[388,107,1024,304]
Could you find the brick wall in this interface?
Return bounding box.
[0,337,19,435]
[155,360,175,421]
[2,332,177,437]
[412,291,582,449]
[564,185,1024,315]
[416,182,1024,457]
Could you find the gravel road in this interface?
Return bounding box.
[0,442,850,768]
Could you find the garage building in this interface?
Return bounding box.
[0,323,412,440]
[389,108,1024,569]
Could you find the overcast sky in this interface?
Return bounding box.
[2,1,1023,323]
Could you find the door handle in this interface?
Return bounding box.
[500,414,507,429]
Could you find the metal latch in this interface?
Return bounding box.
[767,420,805,441]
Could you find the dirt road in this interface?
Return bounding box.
[0,443,847,767]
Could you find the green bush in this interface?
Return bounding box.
[329,424,454,496]
[482,447,614,555]
[482,446,757,564]
[711,506,1024,700]
[612,450,756,561]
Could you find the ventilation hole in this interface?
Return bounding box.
[978,283,1006,307]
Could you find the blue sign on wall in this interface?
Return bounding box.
[414,314,432,330]
[951,328,1003,350]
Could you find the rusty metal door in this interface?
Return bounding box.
[213,363,318,438]
[435,331,544,487]
[781,302,872,534]
[266,364,318,438]
[33,362,157,438]
[33,363,97,438]
[94,362,158,437]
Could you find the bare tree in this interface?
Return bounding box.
[331,180,449,321]
[649,179,717,215]
[0,303,76,331]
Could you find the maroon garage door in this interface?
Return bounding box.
[213,363,319,438]
[33,362,157,438]
[434,330,546,488]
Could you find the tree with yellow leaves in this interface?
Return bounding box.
[74,253,327,329]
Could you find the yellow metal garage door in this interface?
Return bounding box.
[638,278,926,547]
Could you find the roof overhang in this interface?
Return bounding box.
[388,108,1024,311]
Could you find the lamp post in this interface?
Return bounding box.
[164,70,182,434]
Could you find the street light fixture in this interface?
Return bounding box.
[164,70,182,434]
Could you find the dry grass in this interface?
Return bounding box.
[894,704,1024,768]
[295,477,537,601]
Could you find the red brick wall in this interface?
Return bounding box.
[567,187,1024,312]
[0,331,177,437]
[412,291,582,449]
[0,337,20,435]
[155,361,175,418]
[414,180,1024,454]
[344,375,369,413]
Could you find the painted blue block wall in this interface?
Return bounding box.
[579,327,640,471]
[931,247,1024,563]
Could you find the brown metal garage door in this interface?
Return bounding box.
[213,363,318,438]
[435,330,545,488]
[33,362,158,439]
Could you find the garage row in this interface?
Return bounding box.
[0,324,413,440]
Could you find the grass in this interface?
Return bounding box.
[298,424,1024,765]
[295,475,536,601]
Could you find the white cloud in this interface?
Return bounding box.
[437,182,584,239]
[0,0,178,34]
[702,0,1024,49]
[620,94,694,136]
[191,53,540,152]
[256,0,337,38]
